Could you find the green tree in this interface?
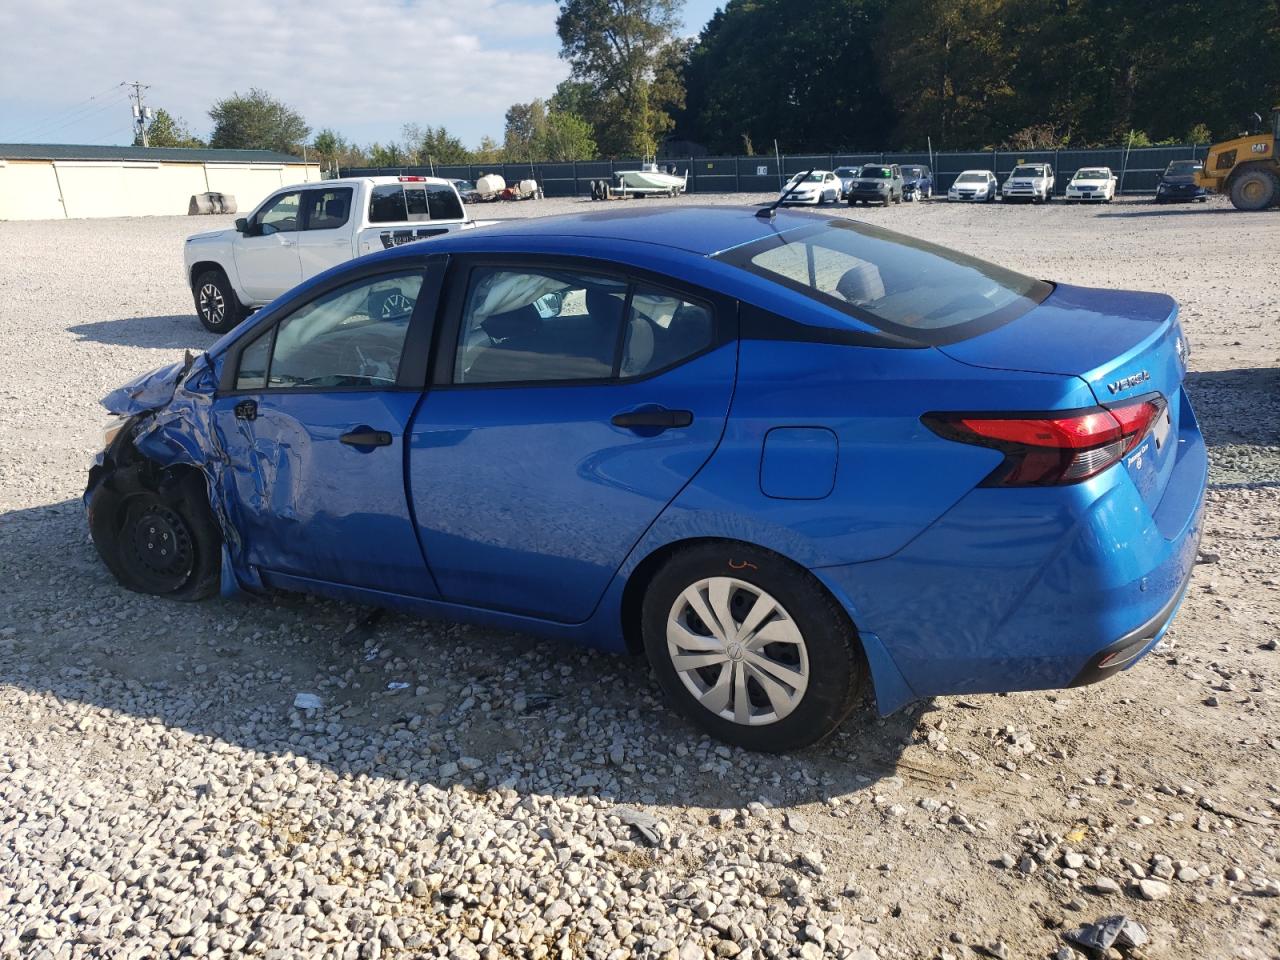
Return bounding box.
[556,0,686,157]
[403,124,470,165]
[503,100,549,161]
[542,111,598,160]
[208,88,310,154]
[367,142,408,167]
[134,108,204,148]
[471,135,504,164]
[680,0,894,154]
[312,128,366,173]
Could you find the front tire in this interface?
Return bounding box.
[192,268,244,334]
[1229,167,1279,211]
[641,542,865,752]
[88,465,221,600]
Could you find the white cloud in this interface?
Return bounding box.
[0,0,569,146]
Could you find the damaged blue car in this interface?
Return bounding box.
[87,207,1206,752]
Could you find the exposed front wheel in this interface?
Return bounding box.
[1229,167,1279,211]
[192,268,244,334]
[88,466,221,600]
[642,543,865,751]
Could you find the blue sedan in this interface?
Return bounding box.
[87,207,1206,752]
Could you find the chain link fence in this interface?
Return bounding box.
[339,144,1209,198]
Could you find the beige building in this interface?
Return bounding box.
[0,144,320,221]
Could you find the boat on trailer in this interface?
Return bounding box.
[591,162,689,200]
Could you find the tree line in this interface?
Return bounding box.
[137,0,1279,163]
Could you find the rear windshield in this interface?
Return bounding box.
[368,184,464,223]
[715,219,1051,345]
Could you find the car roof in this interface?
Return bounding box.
[434,205,830,257]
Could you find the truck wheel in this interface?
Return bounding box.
[192,268,244,334]
[1229,168,1279,211]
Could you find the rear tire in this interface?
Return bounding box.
[88,465,221,601]
[192,268,244,335]
[641,542,865,752]
[1229,167,1279,211]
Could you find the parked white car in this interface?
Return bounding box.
[1065,167,1118,202]
[1001,163,1056,203]
[184,176,474,332]
[948,170,999,202]
[779,170,843,205]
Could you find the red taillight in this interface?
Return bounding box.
[924,396,1165,486]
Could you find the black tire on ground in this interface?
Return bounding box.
[641,541,866,752]
[192,268,244,334]
[88,464,221,601]
[1228,167,1280,211]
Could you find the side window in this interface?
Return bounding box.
[748,242,884,304]
[236,271,423,389]
[256,192,301,235]
[304,188,352,230]
[455,267,627,384]
[622,285,713,378]
[235,328,272,390]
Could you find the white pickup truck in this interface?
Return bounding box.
[184,176,475,332]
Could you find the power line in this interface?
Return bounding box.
[5,82,128,141]
[10,87,132,142]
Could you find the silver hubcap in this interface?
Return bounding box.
[199,283,225,323]
[666,577,809,726]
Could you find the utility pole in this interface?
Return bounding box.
[127,81,152,146]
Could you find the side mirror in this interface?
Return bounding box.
[235,217,251,235]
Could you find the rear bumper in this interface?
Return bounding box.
[814,392,1207,714]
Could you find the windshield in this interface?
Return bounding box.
[715,219,1051,345]
[1073,169,1109,180]
[1011,165,1045,177]
[1165,161,1200,176]
[901,166,925,177]
[860,165,892,178]
[833,167,856,177]
[956,173,988,184]
[788,172,825,184]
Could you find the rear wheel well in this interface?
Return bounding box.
[620,537,862,656]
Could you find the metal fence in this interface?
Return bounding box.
[339,144,1209,198]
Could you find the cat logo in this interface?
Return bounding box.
[1252,142,1270,154]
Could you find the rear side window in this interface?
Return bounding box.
[304,188,352,230]
[369,184,464,223]
[717,219,1051,344]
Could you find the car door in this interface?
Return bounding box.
[233,190,305,303]
[407,258,737,623]
[296,186,355,281]
[212,258,445,596]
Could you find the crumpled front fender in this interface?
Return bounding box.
[92,353,259,595]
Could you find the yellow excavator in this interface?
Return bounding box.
[1196,106,1280,210]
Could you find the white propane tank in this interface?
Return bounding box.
[518,179,538,196]
[476,174,506,197]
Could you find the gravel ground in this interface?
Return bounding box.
[1,195,1278,960]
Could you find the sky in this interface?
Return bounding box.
[0,0,725,149]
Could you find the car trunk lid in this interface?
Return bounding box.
[937,282,1188,512]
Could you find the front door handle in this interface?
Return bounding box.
[234,399,257,421]
[611,408,694,430]
[340,428,393,448]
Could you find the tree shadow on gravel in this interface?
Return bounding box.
[0,498,922,813]
[67,315,219,350]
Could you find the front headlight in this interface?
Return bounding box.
[103,416,127,450]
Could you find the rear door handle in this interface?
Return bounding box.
[611,408,694,429]
[340,429,393,447]
[234,399,257,420]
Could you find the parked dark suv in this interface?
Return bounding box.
[847,163,904,205]
[1154,160,1208,203]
